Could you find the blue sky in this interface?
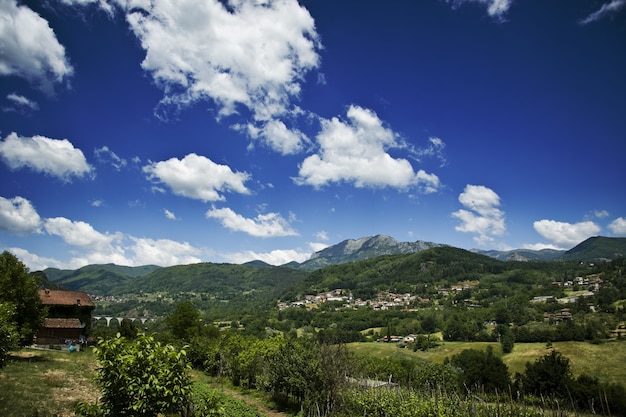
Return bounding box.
[1,0,625,270]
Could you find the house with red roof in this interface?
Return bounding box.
[36,289,95,345]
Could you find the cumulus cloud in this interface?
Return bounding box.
[0,132,94,181]
[44,217,120,249]
[119,0,320,123]
[0,0,74,92]
[243,119,309,155]
[3,247,63,271]
[206,206,298,237]
[452,184,506,246]
[608,217,626,235]
[445,0,512,20]
[0,195,42,234]
[579,0,625,25]
[315,230,329,241]
[295,105,441,192]
[94,146,127,170]
[4,93,39,112]
[221,248,310,265]
[164,209,176,220]
[143,153,250,202]
[129,237,202,266]
[533,219,601,249]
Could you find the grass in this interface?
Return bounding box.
[0,348,100,417]
[348,339,626,385]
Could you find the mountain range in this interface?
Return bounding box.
[38,235,626,297]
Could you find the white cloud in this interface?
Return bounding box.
[452,184,506,246]
[608,217,626,235]
[121,0,320,123]
[243,119,309,155]
[44,217,120,249]
[129,237,202,266]
[206,206,298,238]
[0,132,94,181]
[0,0,74,92]
[3,247,74,271]
[4,93,39,112]
[308,241,329,253]
[94,146,127,170]
[0,195,42,234]
[91,199,104,207]
[143,153,250,202]
[533,219,601,249]
[314,230,329,241]
[164,209,176,220]
[445,0,512,20]
[221,248,310,265]
[579,0,626,25]
[295,105,441,191]
[414,136,447,167]
[521,242,562,251]
[594,209,610,218]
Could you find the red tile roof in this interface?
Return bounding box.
[39,289,94,307]
[43,318,83,329]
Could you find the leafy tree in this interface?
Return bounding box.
[448,346,510,393]
[165,301,201,342]
[0,302,18,368]
[0,251,45,344]
[76,333,192,417]
[520,350,572,398]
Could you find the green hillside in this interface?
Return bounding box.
[116,262,309,303]
[43,263,160,294]
[561,236,626,261]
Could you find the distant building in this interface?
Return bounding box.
[36,289,95,345]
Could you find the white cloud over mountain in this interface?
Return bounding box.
[533,219,601,249]
[452,184,506,246]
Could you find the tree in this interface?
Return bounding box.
[165,301,201,342]
[448,346,511,393]
[0,302,18,368]
[0,251,45,344]
[76,333,192,417]
[520,350,572,398]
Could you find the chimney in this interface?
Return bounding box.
[77,299,81,306]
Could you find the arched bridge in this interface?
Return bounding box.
[93,316,157,327]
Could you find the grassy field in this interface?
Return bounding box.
[0,348,100,417]
[348,339,626,385]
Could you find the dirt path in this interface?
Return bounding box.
[210,385,289,417]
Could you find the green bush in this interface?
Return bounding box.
[75,333,192,417]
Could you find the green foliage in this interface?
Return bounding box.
[0,251,45,345]
[166,301,202,342]
[76,333,192,417]
[0,302,18,368]
[339,387,548,417]
[519,350,572,398]
[448,347,511,393]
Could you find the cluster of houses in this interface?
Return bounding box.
[278,289,431,311]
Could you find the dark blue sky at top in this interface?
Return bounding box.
[0,0,624,270]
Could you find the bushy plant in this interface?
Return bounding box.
[75,333,192,417]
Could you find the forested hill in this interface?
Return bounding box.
[42,264,161,294]
[561,236,626,261]
[117,263,308,302]
[280,246,584,302]
[42,261,309,303]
